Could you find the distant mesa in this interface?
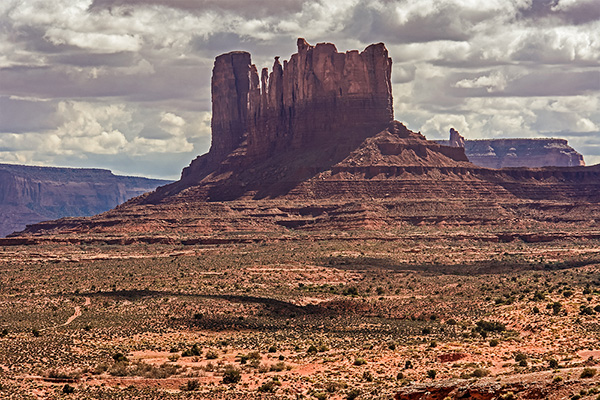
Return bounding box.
[0,164,170,237]
[438,128,585,169]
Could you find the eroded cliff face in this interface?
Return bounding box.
[465,138,585,168]
[438,129,585,169]
[0,164,170,237]
[182,38,393,179]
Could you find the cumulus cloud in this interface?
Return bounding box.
[0,0,599,177]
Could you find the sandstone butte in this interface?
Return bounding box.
[7,38,600,242]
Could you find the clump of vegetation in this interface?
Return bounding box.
[258,378,281,393]
[62,384,75,394]
[476,320,506,333]
[353,358,367,366]
[205,349,218,359]
[181,344,202,357]
[427,369,437,379]
[222,365,242,384]
[581,368,597,378]
[181,379,199,391]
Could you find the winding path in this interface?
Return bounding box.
[42,297,90,331]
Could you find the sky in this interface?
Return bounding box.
[0,0,599,179]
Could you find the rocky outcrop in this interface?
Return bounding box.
[0,164,169,237]
[448,128,465,148]
[438,130,585,168]
[180,38,393,180]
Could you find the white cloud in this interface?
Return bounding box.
[455,71,507,92]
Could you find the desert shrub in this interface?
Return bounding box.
[514,353,527,362]
[563,290,574,298]
[62,384,75,394]
[553,375,563,383]
[130,362,179,379]
[205,350,218,359]
[446,318,457,325]
[404,360,413,369]
[270,362,286,372]
[580,306,595,315]
[181,379,199,391]
[268,345,277,353]
[222,365,242,384]
[313,392,328,400]
[32,329,40,337]
[108,362,128,376]
[500,393,515,400]
[182,344,201,357]
[362,371,373,382]
[550,301,562,315]
[258,378,281,393]
[476,320,505,333]
[489,339,500,347]
[533,291,546,301]
[307,345,318,354]
[581,368,597,378]
[346,388,361,400]
[549,359,559,369]
[427,369,437,379]
[422,327,431,335]
[519,360,528,367]
[471,368,490,378]
[343,287,359,296]
[595,305,600,313]
[0,328,8,337]
[353,358,366,366]
[112,352,128,363]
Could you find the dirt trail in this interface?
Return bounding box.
[42,297,90,331]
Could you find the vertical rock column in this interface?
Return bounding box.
[209,51,252,161]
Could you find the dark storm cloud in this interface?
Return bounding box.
[344,1,472,44]
[0,97,59,133]
[451,69,599,98]
[88,0,307,17]
[517,0,600,25]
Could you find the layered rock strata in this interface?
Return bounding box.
[0,164,169,237]
[179,38,393,183]
[438,129,585,169]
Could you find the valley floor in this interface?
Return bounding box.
[0,229,599,399]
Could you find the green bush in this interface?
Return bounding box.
[427,369,436,379]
